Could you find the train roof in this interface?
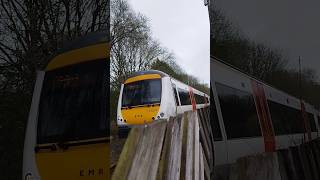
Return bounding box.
[127,70,169,78]
[56,30,108,55]
[45,30,109,71]
[127,70,210,97]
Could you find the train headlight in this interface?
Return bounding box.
[160,112,164,117]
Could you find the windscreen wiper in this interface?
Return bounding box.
[35,143,58,152]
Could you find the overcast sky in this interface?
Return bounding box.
[214,0,320,82]
[129,0,210,85]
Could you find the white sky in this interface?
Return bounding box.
[129,0,210,85]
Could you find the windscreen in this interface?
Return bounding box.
[122,79,161,108]
[37,60,107,144]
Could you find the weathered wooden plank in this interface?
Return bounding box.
[298,145,313,180]
[197,111,211,166]
[199,144,205,180]
[127,120,167,180]
[229,153,282,180]
[111,127,143,180]
[194,112,200,180]
[179,112,190,180]
[198,109,212,149]
[202,108,214,143]
[165,115,184,179]
[202,145,210,180]
[202,107,215,172]
[157,117,174,180]
[305,144,319,180]
[197,109,214,173]
[185,111,195,180]
[199,129,210,162]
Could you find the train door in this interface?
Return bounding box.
[251,81,276,152]
[300,102,311,141]
[171,80,179,115]
[210,83,228,166]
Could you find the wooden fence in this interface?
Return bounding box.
[229,139,320,180]
[111,107,214,180]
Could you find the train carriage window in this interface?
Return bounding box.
[195,94,200,104]
[268,100,303,135]
[215,83,261,139]
[203,96,207,103]
[172,84,180,106]
[210,86,222,141]
[308,113,317,132]
[37,60,107,144]
[178,88,191,105]
[195,94,205,104]
[201,95,206,104]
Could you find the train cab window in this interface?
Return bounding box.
[172,84,180,106]
[37,60,107,144]
[268,100,303,135]
[122,79,162,107]
[215,83,261,139]
[195,94,205,104]
[178,88,191,105]
[210,86,222,141]
[308,113,317,132]
[194,94,200,104]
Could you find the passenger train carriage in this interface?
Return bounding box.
[23,31,109,180]
[210,57,320,167]
[117,70,209,131]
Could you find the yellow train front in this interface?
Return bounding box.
[116,70,209,135]
[22,31,110,180]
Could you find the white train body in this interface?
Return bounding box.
[211,57,320,166]
[117,70,209,129]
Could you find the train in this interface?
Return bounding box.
[210,57,320,167]
[22,31,109,180]
[116,70,210,132]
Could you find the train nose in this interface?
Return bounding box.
[121,106,160,125]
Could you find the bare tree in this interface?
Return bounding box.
[0,1,108,179]
[0,0,108,95]
[210,6,320,108]
[110,0,173,90]
[210,6,286,81]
